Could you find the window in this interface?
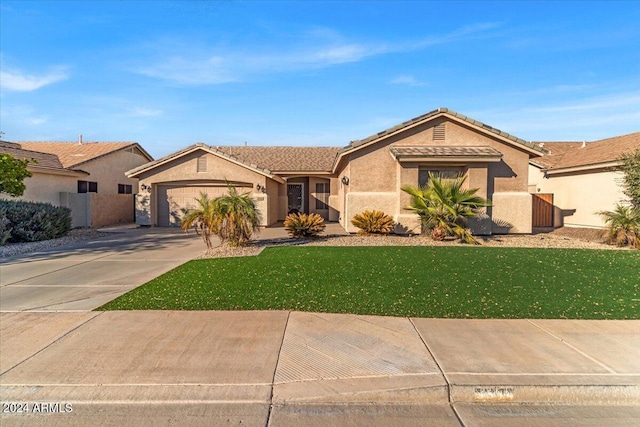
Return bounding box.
[418,169,461,187]
[315,183,330,210]
[118,184,133,194]
[197,155,207,172]
[78,180,98,193]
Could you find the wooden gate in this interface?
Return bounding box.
[532,193,554,227]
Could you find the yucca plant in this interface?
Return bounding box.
[598,204,640,249]
[351,210,395,235]
[284,212,326,238]
[402,173,491,245]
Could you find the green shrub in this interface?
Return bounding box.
[284,212,325,238]
[598,204,640,249]
[0,200,71,244]
[351,210,395,235]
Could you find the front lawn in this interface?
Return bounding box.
[98,246,640,319]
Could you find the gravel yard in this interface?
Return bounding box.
[0,229,111,259]
[2,226,623,261]
[199,227,623,259]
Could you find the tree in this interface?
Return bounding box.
[213,185,261,246]
[402,173,491,244]
[0,154,32,197]
[181,185,261,249]
[620,148,640,208]
[181,193,219,249]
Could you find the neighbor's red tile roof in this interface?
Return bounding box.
[532,132,640,170]
[16,141,149,168]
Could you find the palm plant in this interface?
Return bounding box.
[213,185,261,246]
[598,204,640,249]
[401,173,491,244]
[351,210,395,235]
[181,193,219,249]
[284,212,326,238]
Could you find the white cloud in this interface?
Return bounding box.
[130,22,500,85]
[472,92,640,141]
[0,67,68,92]
[390,75,427,87]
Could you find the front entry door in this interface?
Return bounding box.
[287,183,304,213]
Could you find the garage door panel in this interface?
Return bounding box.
[157,185,251,227]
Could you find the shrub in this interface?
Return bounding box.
[402,173,490,245]
[351,210,395,235]
[284,212,325,238]
[0,200,71,244]
[181,185,261,248]
[598,204,640,249]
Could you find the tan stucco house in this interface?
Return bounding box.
[128,108,546,234]
[1,139,153,227]
[529,132,640,228]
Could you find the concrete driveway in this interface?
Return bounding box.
[0,228,204,311]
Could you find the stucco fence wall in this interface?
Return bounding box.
[60,192,134,228]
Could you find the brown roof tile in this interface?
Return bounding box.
[390,146,503,158]
[213,146,341,172]
[16,141,148,168]
[532,132,640,170]
[0,141,66,170]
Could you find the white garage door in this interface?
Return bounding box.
[157,185,248,227]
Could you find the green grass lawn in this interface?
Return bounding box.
[98,246,640,319]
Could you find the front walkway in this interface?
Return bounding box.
[1,311,638,426]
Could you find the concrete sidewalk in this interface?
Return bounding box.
[1,311,638,426]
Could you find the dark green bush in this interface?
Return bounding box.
[0,200,71,244]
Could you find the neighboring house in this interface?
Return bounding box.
[1,138,153,227]
[529,132,640,228]
[0,141,89,206]
[128,108,545,234]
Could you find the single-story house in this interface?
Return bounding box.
[529,131,640,228]
[128,108,546,234]
[1,138,153,227]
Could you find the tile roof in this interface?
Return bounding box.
[532,132,640,171]
[0,141,67,170]
[345,107,545,155]
[213,146,341,172]
[15,141,150,168]
[390,146,503,159]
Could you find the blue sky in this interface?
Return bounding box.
[1,1,639,159]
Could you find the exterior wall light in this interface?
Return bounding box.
[341,176,350,185]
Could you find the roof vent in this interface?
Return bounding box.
[581,140,587,148]
[433,123,446,141]
[78,134,83,145]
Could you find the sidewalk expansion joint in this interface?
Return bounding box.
[0,312,104,376]
[527,320,617,374]
[266,310,291,427]
[408,317,466,426]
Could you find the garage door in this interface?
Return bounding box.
[157,185,247,227]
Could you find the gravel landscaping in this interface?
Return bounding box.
[2,226,622,261]
[199,227,623,259]
[0,228,111,259]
